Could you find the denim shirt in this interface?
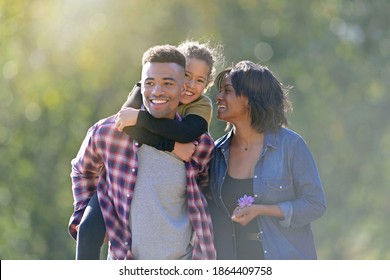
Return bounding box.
[208,127,326,260]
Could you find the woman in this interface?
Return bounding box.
[208,60,326,260]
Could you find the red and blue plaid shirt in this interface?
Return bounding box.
[68,115,216,259]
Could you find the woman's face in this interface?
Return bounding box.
[180,58,209,105]
[216,75,249,122]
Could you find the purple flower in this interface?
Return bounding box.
[237,195,255,208]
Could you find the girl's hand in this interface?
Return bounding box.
[115,108,140,131]
[173,141,197,162]
[231,205,259,226]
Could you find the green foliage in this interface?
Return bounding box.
[1,0,389,259]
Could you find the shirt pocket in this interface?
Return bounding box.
[262,178,295,204]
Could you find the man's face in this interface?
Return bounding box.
[141,62,185,119]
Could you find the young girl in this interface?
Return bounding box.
[75,40,224,259]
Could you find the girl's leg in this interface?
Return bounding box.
[76,192,106,260]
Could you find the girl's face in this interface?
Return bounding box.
[216,75,249,123]
[180,58,210,105]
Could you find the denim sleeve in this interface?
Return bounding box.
[277,201,293,227]
[288,137,327,228]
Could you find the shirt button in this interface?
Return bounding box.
[126,193,130,197]
[254,175,257,179]
[131,168,135,172]
[279,186,283,189]
[264,250,267,254]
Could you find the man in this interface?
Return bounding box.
[68,45,216,260]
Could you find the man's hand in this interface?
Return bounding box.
[115,108,140,132]
[173,141,197,162]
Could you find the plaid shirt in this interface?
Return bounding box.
[68,115,216,259]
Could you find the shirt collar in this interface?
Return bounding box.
[264,130,278,150]
[217,128,279,151]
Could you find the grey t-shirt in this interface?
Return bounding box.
[130,145,193,259]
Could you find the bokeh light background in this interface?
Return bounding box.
[1,0,390,259]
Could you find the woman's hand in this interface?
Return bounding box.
[231,205,260,226]
[115,108,140,131]
[232,204,284,226]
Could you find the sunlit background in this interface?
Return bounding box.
[1,0,390,259]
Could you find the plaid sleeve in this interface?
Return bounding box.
[68,123,104,240]
[192,133,214,189]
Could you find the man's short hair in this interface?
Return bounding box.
[142,44,186,69]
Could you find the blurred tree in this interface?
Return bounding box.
[1,0,389,259]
